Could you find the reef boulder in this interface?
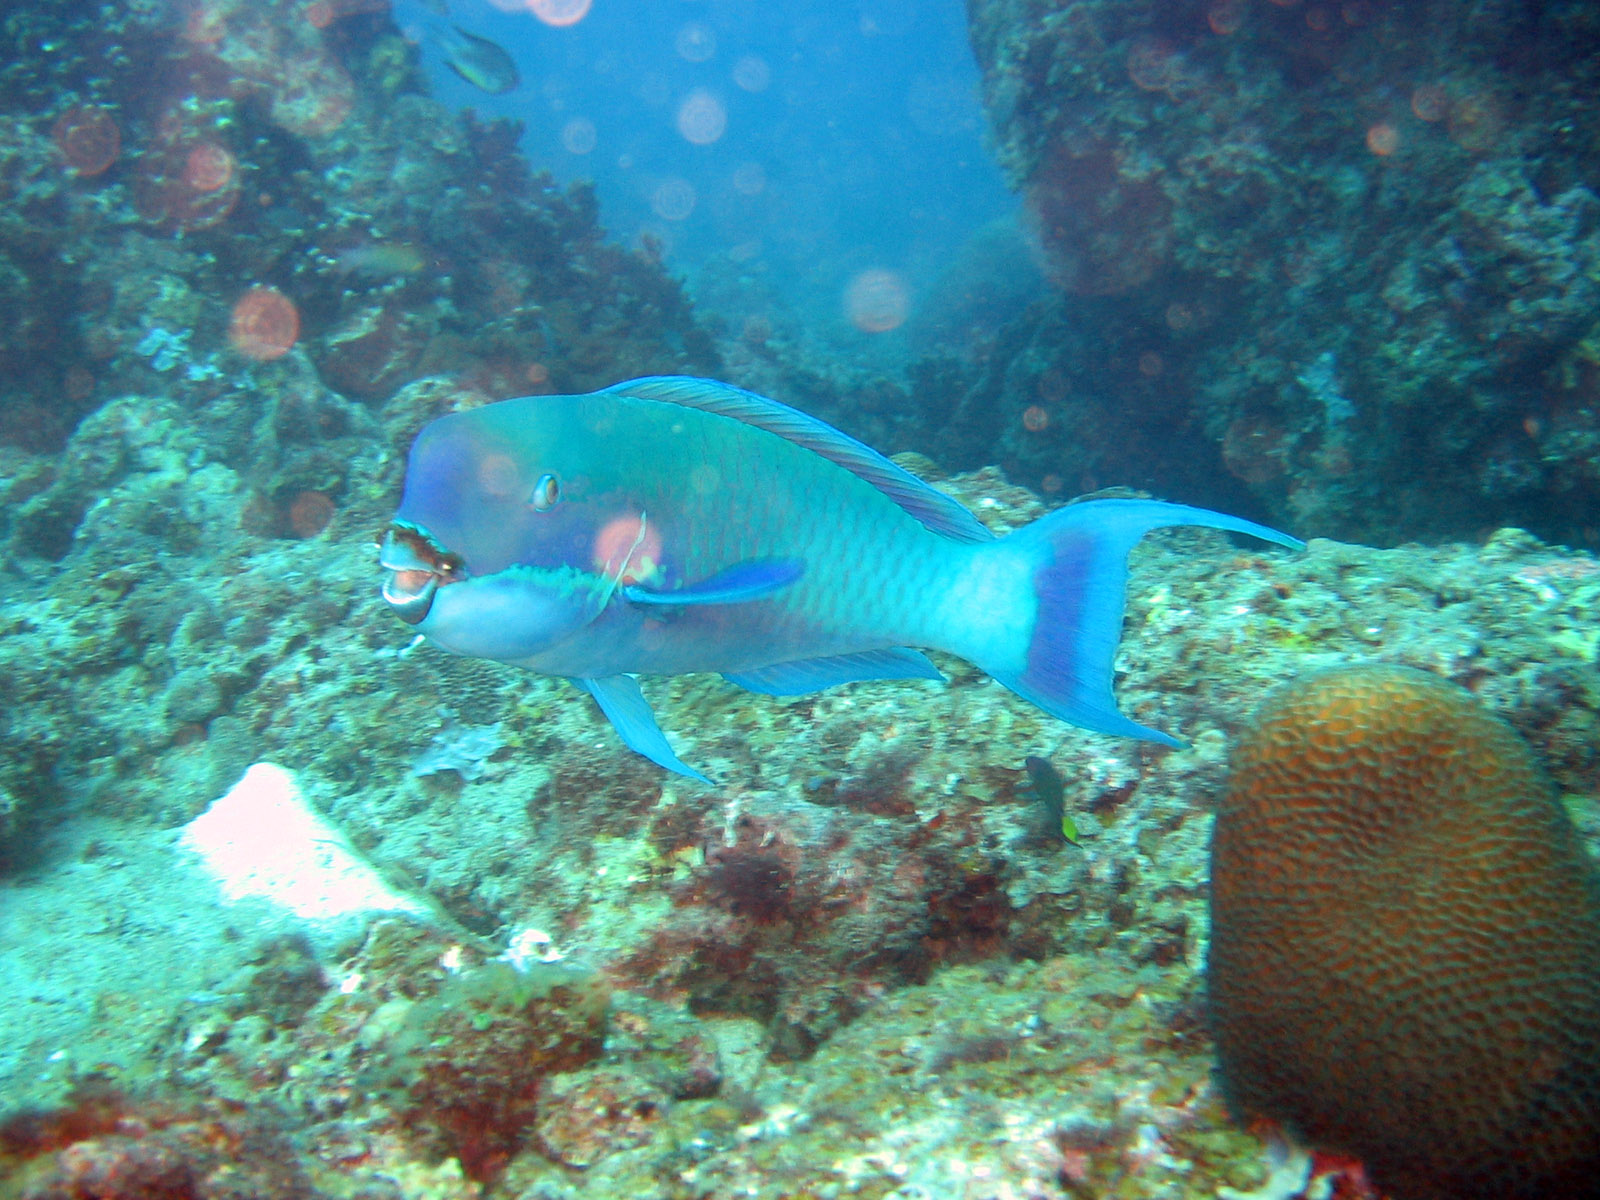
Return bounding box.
[1208,664,1600,1200]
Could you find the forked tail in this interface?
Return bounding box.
[984,498,1302,744]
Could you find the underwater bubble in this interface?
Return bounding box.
[1410,84,1447,122]
[52,106,121,177]
[732,161,766,196]
[844,269,908,334]
[561,117,597,154]
[525,0,592,27]
[229,286,300,361]
[1447,91,1502,152]
[732,55,770,92]
[676,89,727,146]
[1207,0,1245,34]
[1126,39,1180,92]
[675,22,716,63]
[651,178,697,221]
[182,141,235,193]
[1365,121,1399,156]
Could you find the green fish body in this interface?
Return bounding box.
[381,377,1300,780]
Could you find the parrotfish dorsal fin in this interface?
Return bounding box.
[605,376,995,544]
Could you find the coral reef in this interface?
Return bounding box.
[1209,664,1600,1199]
[0,0,714,860]
[960,0,1600,547]
[0,1084,324,1200]
[374,960,609,1180]
[1,0,1599,1196]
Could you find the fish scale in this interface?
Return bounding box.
[638,401,960,662]
[381,376,1301,780]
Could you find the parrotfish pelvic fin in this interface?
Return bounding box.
[573,675,712,784]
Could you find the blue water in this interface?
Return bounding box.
[403,0,1017,352]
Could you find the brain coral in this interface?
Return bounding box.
[1208,664,1600,1200]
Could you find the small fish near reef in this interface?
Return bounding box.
[435,24,518,95]
[1022,755,1078,846]
[380,377,1301,781]
[397,2,520,95]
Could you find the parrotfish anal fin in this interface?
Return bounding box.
[988,498,1302,746]
[573,676,711,784]
[623,557,806,606]
[605,377,994,544]
[724,647,944,695]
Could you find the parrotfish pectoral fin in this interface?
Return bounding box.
[622,557,806,606]
[572,675,712,784]
[724,647,945,695]
[991,499,1302,744]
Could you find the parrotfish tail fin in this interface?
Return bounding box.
[572,675,712,784]
[990,499,1302,745]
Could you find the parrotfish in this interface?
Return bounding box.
[380,377,1301,782]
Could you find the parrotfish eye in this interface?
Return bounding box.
[531,472,561,512]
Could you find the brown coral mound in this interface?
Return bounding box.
[1208,664,1600,1200]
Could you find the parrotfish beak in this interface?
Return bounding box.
[379,522,464,625]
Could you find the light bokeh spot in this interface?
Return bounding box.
[844,269,909,333]
[732,55,770,92]
[675,22,716,62]
[525,0,591,27]
[229,286,301,361]
[561,117,597,154]
[676,89,727,145]
[651,177,697,221]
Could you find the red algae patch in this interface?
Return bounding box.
[287,490,335,538]
[1209,664,1600,1200]
[51,105,121,176]
[229,287,301,361]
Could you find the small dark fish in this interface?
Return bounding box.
[1022,755,1078,846]
[438,24,519,95]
